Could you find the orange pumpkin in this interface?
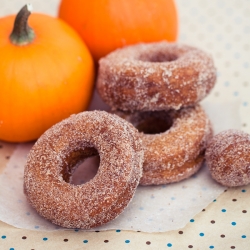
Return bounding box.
[58,0,178,62]
[0,5,95,142]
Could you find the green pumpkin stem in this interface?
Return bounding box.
[9,4,35,45]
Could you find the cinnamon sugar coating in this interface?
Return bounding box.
[97,41,216,111]
[205,129,250,187]
[114,105,213,185]
[23,111,144,229]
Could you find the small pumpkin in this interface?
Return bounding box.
[0,4,95,142]
[58,0,178,62]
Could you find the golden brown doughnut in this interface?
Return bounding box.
[24,111,144,229]
[205,129,250,187]
[97,41,216,111]
[114,105,213,185]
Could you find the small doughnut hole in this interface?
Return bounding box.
[61,147,100,185]
[133,112,173,134]
[71,155,100,185]
[138,52,178,63]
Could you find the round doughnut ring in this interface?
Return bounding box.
[24,111,144,229]
[205,129,250,187]
[114,105,213,185]
[97,41,216,111]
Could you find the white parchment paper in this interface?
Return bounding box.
[0,98,241,232]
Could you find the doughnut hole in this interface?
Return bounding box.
[205,129,250,187]
[60,147,100,185]
[138,51,178,62]
[130,111,173,134]
[71,155,100,185]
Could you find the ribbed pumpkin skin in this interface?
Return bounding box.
[58,0,178,62]
[0,13,95,142]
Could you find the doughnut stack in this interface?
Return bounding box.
[97,41,216,185]
[23,41,217,230]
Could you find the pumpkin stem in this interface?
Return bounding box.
[9,4,35,46]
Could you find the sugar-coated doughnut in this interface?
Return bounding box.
[114,105,213,185]
[24,111,144,229]
[205,129,250,187]
[97,41,216,112]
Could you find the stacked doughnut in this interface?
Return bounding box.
[97,41,216,185]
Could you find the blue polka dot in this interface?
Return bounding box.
[243,102,248,107]
[226,8,233,15]
[207,24,214,32]
[209,246,214,249]
[190,8,198,16]
[1,235,6,239]
[34,226,39,229]
[234,91,239,96]
[199,16,206,24]
[139,207,144,210]
[213,199,217,202]
[10,248,14,250]
[217,1,224,8]
[216,34,223,41]
[74,229,79,232]
[242,235,246,238]
[190,219,195,222]
[222,209,226,212]
[224,81,230,86]
[26,212,30,216]
[180,34,187,41]
[43,237,48,241]
[225,43,231,50]
[125,240,130,243]
[231,222,236,226]
[167,243,172,247]
[235,16,242,24]
[244,26,250,34]
[243,62,249,68]
[116,229,121,232]
[171,197,176,200]
[234,53,241,59]
[242,189,246,192]
[83,240,88,243]
[199,232,204,237]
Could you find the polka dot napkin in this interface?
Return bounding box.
[0,100,241,232]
